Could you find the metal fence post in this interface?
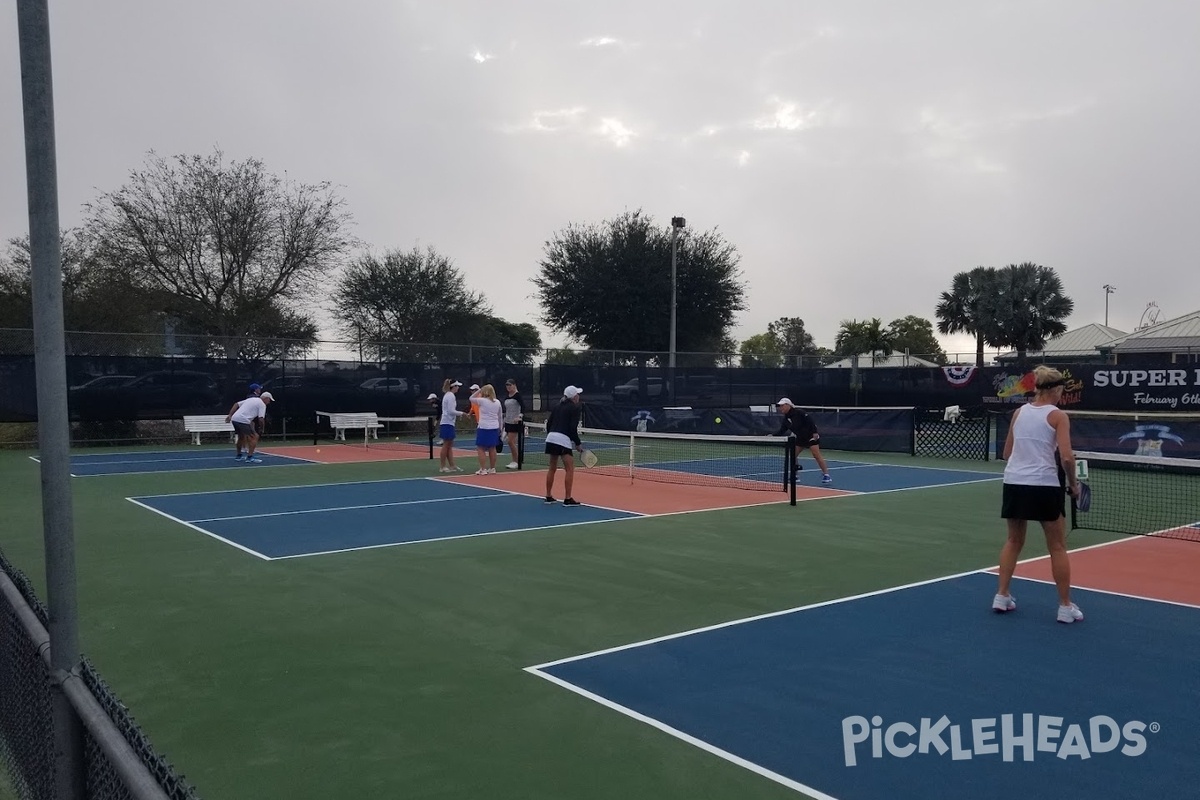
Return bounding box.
[17,1,85,796]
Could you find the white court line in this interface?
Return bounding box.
[72,461,315,478]
[1010,575,1200,611]
[269,514,643,561]
[132,474,451,500]
[523,533,1175,799]
[190,492,499,523]
[125,497,271,560]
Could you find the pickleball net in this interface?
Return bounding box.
[313,412,435,459]
[1071,451,1200,542]
[518,422,795,493]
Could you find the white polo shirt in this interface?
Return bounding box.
[231,396,267,425]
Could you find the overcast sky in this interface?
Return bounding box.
[3,0,1199,358]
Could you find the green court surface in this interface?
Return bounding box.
[0,444,1123,800]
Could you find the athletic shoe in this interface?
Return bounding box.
[235,454,246,462]
[544,496,556,504]
[1057,603,1084,624]
[474,469,487,475]
[486,468,496,474]
[439,467,452,473]
[992,593,1016,613]
[451,466,463,472]
[821,474,833,484]
[245,457,263,464]
[563,498,582,507]
[506,462,519,470]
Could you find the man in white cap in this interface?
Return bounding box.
[228,391,274,464]
[775,398,832,484]
[543,386,584,505]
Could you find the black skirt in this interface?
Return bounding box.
[1001,483,1065,521]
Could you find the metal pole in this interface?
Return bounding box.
[1103,284,1115,327]
[17,2,85,797]
[669,226,678,370]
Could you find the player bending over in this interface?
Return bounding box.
[775,398,832,484]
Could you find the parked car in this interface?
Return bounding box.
[360,377,410,392]
[611,377,670,402]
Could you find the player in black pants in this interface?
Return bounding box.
[775,398,832,484]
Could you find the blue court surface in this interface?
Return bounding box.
[529,572,1199,800]
[129,478,639,559]
[796,459,999,494]
[46,448,315,476]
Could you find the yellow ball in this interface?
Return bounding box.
[715,417,722,424]
[315,448,321,453]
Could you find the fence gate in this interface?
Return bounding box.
[913,407,991,461]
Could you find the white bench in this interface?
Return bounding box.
[182,415,237,445]
[327,412,383,441]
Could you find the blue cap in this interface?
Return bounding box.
[249,383,262,392]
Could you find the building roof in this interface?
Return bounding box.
[1098,309,1200,352]
[996,323,1126,360]
[823,352,941,369]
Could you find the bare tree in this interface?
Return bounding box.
[86,149,353,359]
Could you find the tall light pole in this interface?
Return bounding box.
[669,216,685,370]
[1103,284,1116,326]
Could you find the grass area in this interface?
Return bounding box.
[0,442,1124,799]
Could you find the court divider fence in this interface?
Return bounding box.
[0,550,200,800]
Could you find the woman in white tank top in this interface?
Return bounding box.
[993,366,1084,624]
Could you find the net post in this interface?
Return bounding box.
[517,423,525,469]
[426,416,434,460]
[313,412,319,446]
[787,438,797,506]
[908,406,917,456]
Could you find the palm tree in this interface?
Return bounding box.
[990,263,1074,360]
[936,266,999,366]
[835,318,894,364]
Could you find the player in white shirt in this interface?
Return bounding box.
[439,379,465,472]
[469,384,504,474]
[226,391,274,464]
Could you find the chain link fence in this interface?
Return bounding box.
[914,407,992,461]
[0,549,201,800]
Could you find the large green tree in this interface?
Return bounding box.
[739,332,783,367]
[988,262,1074,360]
[935,267,1001,366]
[534,210,745,381]
[333,245,540,364]
[886,315,946,364]
[86,148,352,360]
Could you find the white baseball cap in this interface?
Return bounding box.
[260,391,274,402]
[450,380,462,387]
[777,397,794,407]
[427,393,438,400]
[469,384,480,391]
[564,386,583,399]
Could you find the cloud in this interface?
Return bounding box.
[472,50,494,63]
[596,118,635,147]
[752,97,836,132]
[580,36,620,47]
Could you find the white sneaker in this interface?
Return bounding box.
[506,462,519,470]
[474,469,487,475]
[486,468,496,474]
[1057,603,1084,624]
[439,467,452,473]
[992,593,1016,613]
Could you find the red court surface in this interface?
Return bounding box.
[1003,536,1200,606]
[440,468,848,515]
